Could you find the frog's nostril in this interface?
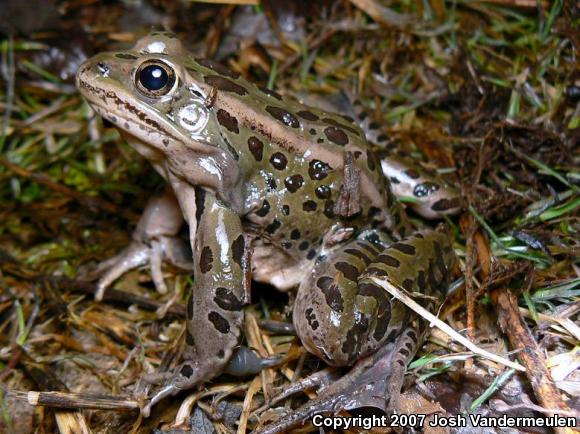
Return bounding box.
[96,62,110,76]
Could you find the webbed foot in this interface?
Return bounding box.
[255,326,422,434]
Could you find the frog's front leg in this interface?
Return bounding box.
[143,187,248,415]
[93,188,192,300]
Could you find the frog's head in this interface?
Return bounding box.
[76,32,218,161]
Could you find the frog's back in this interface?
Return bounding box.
[182,55,379,172]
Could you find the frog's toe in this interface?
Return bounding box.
[95,241,151,300]
[141,383,180,418]
[93,236,192,300]
[223,346,284,377]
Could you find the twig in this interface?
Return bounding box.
[368,277,526,372]
[490,287,575,434]
[8,390,139,411]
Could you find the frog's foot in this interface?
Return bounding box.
[87,189,190,300]
[94,235,192,300]
[140,347,281,417]
[140,358,207,418]
[255,326,421,434]
[264,369,341,409]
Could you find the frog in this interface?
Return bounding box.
[75,32,462,430]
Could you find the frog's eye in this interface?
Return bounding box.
[135,60,176,97]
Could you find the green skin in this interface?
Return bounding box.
[76,32,460,415]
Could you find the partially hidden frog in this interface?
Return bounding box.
[76,32,462,431]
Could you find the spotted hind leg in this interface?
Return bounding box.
[261,229,457,433]
[379,155,462,219]
[348,96,462,219]
[294,229,456,367]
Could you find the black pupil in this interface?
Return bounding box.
[139,64,169,91]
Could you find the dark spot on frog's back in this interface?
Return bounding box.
[194,187,206,222]
[217,109,239,134]
[296,110,319,121]
[270,152,288,170]
[247,137,264,161]
[323,200,335,218]
[316,276,344,313]
[204,75,248,96]
[323,126,349,146]
[265,106,300,128]
[417,269,426,289]
[308,159,331,180]
[266,219,281,234]
[345,248,372,266]
[315,185,331,199]
[231,235,245,267]
[303,200,317,212]
[322,117,359,135]
[258,86,282,100]
[402,279,414,291]
[199,246,213,273]
[208,311,230,334]
[196,58,239,79]
[358,282,392,341]
[285,174,304,192]
[214,287,243,311]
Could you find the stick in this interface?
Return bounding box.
[368,277,526,372]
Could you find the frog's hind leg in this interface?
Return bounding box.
[378,155,462,219]
[347,95,462,219]
[255,325,423,434]
[260,229,456,432]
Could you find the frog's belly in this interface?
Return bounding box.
[250,241,309,291]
